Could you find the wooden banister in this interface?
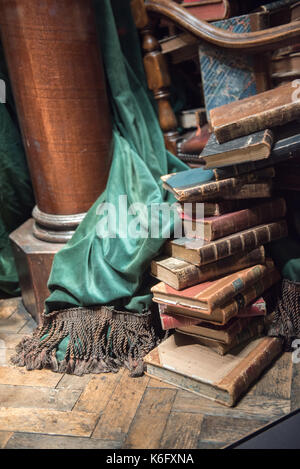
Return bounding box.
[145,0,300,52]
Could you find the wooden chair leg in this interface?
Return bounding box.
[131,0,179,155]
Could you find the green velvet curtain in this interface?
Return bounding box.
[0,49,34,297]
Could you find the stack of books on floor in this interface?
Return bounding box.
[144,82,300,407]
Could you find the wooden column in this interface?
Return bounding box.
[0,0,113,320]
[0,0,112,242]
[131,0,179,155]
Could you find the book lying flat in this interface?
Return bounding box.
[222,182,273,200]
[151,263,272,314]
[199,131,300,180]
[158,297,267,330]
[166,220,288,266]
[191,199,249,217]
[181,198,286,241]
[151,247,265,290]
[210,81,300,143]
[177,315,264,345]
[200,130,274,168]
[162,167,275,202]
[153,268,280,325]
[144,334,282,406]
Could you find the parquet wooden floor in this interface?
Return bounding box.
[0,298,299,449]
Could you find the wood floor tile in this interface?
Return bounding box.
[0,332,26,350]
[0,298,20,320]
[160,412,203,449]
[19,318,37,334]
[199,415,266,444]
[74,370,124,413]
[5,433,121,450]
[0,385,81,411]
[173,390,290,421]
[0,366,63,388]
[0,408,98,437]
[198,441,225,449]
[92,373,149,441]
[0,302,29,333]
[55,373,92,391]
[124,388,177,449]
[0,431,13,449]
[249,353,292,400]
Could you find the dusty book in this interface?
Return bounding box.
[165,220,288,266]
[151,246,265,290]
[199,130,274,168]
[210,81,300,143]
[162,167,275,202]
[205,131,300,180]
[151,263,273,314]
[181,198,286,241]
[154,271,277,324]
[144,334,282,406]
[180,0,233,22]
[222,182,273,199]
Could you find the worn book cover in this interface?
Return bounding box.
[222,182,273,199]
[162,167,275,202]
[177,315,265,345]
[181,0,232,21]
[210,132,300,180]
[210,81,300,143]
[166,220,288,266]
[154,269,277,324]
[151,263,273,313]
[181,198,286,241]
[144,334,282,406]
[151,246,265,290]
[200,130,273,168]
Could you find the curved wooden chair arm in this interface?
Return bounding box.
[145,0,300,52]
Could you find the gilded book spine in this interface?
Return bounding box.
[199,220,287,266]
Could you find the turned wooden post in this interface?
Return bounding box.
[131,0,179,154]
[0,0,113,243]
[0,0,113,321]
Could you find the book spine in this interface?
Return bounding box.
[218,337,282,406]
[222,182,273,200]
[199,220,288,266]
[182,1,229,21]
[160,312,200,331]
[213,100,300,144]
[207,198,286,241]
[214,268,281,324]
[207,264,271,312]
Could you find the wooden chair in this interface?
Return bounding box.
[131,0,300,154]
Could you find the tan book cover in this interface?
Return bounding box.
[210,81,300,143]
[144,334,282,406]
[151,247,265,290]
[151,263,272,313]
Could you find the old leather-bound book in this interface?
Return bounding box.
[180,0,234,22]
[160,301,265,337]
[181,198,286,241]
[210,132,300,180]
[151,263,272,314]
[153,268,279,324]
[144,333,282,406]
[200,130,274,168]
[166,220,288,266]
[210,81,300,143]
[162,167,275,202]
[222,182,273,199]
[151,247,265,290]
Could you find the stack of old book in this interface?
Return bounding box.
[144,81,300,407]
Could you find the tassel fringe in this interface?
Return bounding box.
[11,306,164,377]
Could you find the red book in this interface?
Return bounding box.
[180,198,286,241]
[180,0,232,22]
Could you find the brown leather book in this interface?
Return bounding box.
[222,181,273,199]
[151,262,273,314]
[180,0,232,22]
[182,198,286,241]
[162,167,275,202]
[144,333,282,406]
[210,81,300,143]
[154,269,278,324]
[177,315,264,345]
[151,246,265,290]
[166,220,288,266]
